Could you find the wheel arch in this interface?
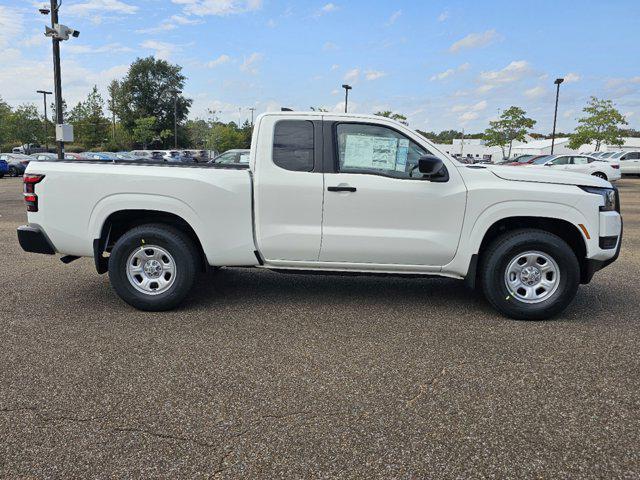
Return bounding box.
[467,216,589,288]
[94,209,208,274]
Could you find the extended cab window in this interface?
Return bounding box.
[336,123,429,178]
[273,120,314,172]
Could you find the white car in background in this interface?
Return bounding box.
[528,154,621,182]
[608,151,640,175]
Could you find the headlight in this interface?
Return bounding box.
[579,186,618,212]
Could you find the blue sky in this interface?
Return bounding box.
[1,0,639,133]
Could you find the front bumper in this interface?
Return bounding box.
[582,218,623,284]
[17,225,56,255]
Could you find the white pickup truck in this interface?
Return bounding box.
[18,112,622,320]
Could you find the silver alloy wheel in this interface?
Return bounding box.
[126,245,177,296]
[504,250,560,304]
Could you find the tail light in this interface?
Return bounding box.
[23,174,45,212]
[21,160,30,165]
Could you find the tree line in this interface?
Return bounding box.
[0,55,635,155]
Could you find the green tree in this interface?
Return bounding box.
[133,117,158,149]
[5,104,43,149]
[68,86,109,149]
[483,106,536,159]
[115,57,192,148]
[568,97,628,151]
[374,110,408,125]
[0,96,12,149]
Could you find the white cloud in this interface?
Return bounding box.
[330,64,340,71]
[66,43,133,55]
[316,3,339,15]
[66,0,138,16]
[207,54,231,68]
[140,40,178,60]
[459,111,479,123]
[524,85,547,98]
[451,100,487,113]
[344,68,360,83]
[479,60,531,86]
[365,70,386,81]
[0,6,23,49]
[240,52,263,74]
[430,63,470,81]
[437,11,450,22]
[564,72,580,83]
[323,42,338,51]
[172,0,263,16]
[387,10,402,25]
[449,29,501,53]
[138,14,204,33]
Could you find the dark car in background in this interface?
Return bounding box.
[0,153,32,176]
[212,149,250,165]
[0,158,7,178]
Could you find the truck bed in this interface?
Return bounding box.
[25,160,258,266]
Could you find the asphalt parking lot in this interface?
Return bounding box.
[0,176,639,478]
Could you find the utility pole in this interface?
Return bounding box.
[342,84,352,113]
[37,90,52,151]
[49,0,64,159]
[249,107,256,128]
[551,78,564,155]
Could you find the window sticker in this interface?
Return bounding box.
[344,134,399,171]
[396,138,409,172]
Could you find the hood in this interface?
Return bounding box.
[484,164,611,188]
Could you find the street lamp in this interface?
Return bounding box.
[342,84,352,113]
[551,77,564,155]
[170,89,180,149]
[36,90,52,151]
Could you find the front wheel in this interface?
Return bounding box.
[108,224,199,311]
[8,166,19,177]
[480,229,580,320]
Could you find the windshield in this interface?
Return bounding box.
[600,152,615,158]
[610,152,624,159]
[532,155,554,165]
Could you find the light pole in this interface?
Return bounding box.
[342,84,352,113]
[171,89,180,149]
[249,107,256,128]
[551,77,564,155]
[37,90,52,151]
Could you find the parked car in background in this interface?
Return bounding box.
[30,153,58,162]
[130,150,165,162]
[610,151,640,175]
[501,155,545,166]
[161,150,193,163]
[12,144,46,155]
[0,157,7,178]
[529,154,621,182]
[182,150,210,163]
[64,153,86,160]
[115,152,143,161]
[80,152,118,161]
[0,153,32,176]
[212,149,251,165]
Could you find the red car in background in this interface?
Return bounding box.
[500,154,545,166]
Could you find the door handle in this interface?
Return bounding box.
[328,186,357,192]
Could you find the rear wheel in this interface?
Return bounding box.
[108,224,199,311]
[8,166,19,177]
[592,171,607,180]
[480,229,580,320]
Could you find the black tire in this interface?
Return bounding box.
[108,224,200,311]
[8,166,19,177]
[592,172,607,180]
[480,229,580,321]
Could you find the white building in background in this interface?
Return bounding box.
[434,136,640,163]
[509,137,573,157]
